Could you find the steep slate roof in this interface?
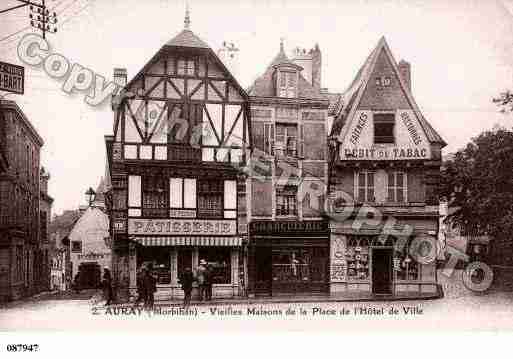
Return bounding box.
[165,29,210,49]
[247,44,326,100]
[330,37,446,146]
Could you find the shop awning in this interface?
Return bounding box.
[132,236,241,247]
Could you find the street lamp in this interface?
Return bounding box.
[85,187,96,207]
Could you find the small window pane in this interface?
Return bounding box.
[396,173,404,187]
[184,179,196,208]
[388,172,395,187]
[397,189,404,203]
[358,173,366,187]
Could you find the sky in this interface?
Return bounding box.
[1,0,513,215]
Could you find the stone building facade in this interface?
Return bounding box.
[0,100,46,301]
[246,41,331,296]
[105,14,251,301]
[328,37,446,297]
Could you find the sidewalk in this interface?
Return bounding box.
[102,286,443,308]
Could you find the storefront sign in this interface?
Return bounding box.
[0,61,24,95]
[250,220,328,234]
[342,147,429,160]
[128,218,236,236]
[77,252,110,260]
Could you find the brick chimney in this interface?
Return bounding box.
[113,68,127,88]
[398,60,411,92]
[291,43,322,91]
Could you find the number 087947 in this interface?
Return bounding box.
[6,344,39,352]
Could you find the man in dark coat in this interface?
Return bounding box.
[178,267,194,309]
[205,264,213,301]
[143,268,156,308]
[135,267,147,306]
[102,267,113,306]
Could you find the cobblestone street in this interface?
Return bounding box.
[1,271,512,331]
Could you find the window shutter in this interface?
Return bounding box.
[169,178,183,208]
[184,178,197,208]
[128,175,141,207]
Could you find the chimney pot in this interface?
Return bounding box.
[113,68,127,87]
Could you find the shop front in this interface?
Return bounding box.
[248,220,330,297]
[330,220,439,297]
[127,218,243,300]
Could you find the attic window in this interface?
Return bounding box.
[278,71,297,98]
[375,76,391,87]
[373,113,395,144]
[177,59,195,76]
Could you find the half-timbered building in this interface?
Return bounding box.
[105,13,250,301]
[328,37,446,298]
[246,41,331,297]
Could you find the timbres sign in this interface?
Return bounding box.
[128,218,237,235]
[0,61,24,95]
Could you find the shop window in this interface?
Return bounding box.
[356,171,375,202]
[198,248,231,284]
[198,180,223,218]
[346,237,370,280]
[276,185,298,216]
[394,239,419,281]
[71,241,82,253]
[387,172,407,203]
[140,247,171,285]
[278,71,297,98]
[142,176,168,218]
[374,113,395,144]
[275,123,298,157]
[177,58,195,76]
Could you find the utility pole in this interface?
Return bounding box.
[0,1,58,39]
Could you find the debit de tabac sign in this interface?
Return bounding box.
[128,218,237,236]
[0,61,24,95]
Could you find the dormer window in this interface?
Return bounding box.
[278,71,297,98]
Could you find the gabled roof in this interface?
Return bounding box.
[330,37,446,146]
[165,29,210,49]
[247,43,325,100]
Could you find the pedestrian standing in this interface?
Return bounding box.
[102,267,113,306]
[178,267,195,309]
[143,268,157,308]
[135,267,147,306]
[205,264,213,301]
[197,259,208,301]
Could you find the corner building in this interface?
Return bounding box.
[105,16,251,301]
[328,37,446,297]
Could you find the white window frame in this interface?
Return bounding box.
[387,171,407,203]
[278,71,297,98]
[355,171,375,203]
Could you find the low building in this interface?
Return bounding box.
[68,179,111,289]
[328,37,446,298]
[49,209,81,291]
[0,100,45,301]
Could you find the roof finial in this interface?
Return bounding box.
[280,37,284,53]
[184,2,191,30]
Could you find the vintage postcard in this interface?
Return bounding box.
[1,0,513,354]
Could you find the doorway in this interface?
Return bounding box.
[372,248,393,295]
